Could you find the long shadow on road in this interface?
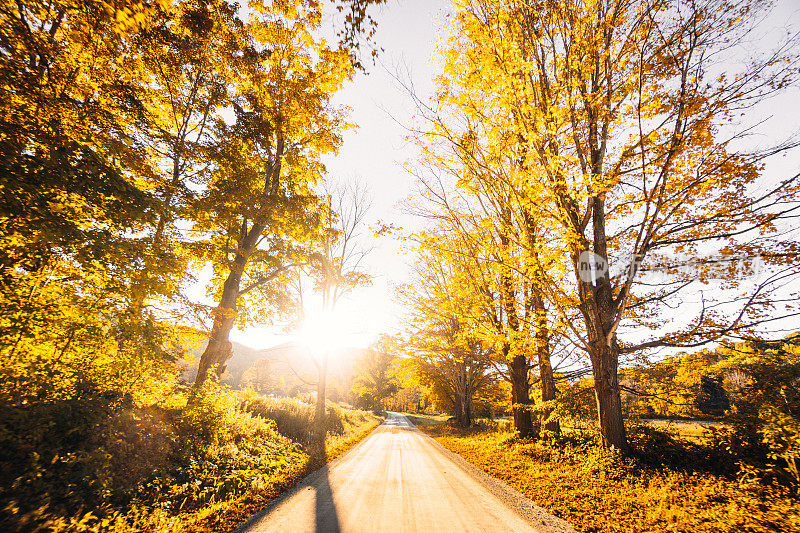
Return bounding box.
[313,464,341,533]
[309,440,341,533]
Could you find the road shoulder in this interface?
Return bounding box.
[408,419,576,533]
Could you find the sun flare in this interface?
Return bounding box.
[295,310,350,356]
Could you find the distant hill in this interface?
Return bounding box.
[183,340,368,401]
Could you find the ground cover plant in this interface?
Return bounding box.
[0,383,379,533]
[419,421,800,533]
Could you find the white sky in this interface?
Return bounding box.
[188,0,800,353]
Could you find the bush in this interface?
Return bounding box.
[480,418,513,434]
[240,393,361,446]
[627,424,702,469]
[0,382,167,528]
[143,384,304,512]
[0,378,381,532]
[762,407,800,486]
[423,423,800,533]
[0,382,307,531]
[713,341,800,488]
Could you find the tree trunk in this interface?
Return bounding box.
[592,339,627,450]
[509,350,534,438]
[581,196,627,451]
[194,256,247,385]
[194,136,283,391]
[453,362,472,428]
[534,294,560,434]
[464,391,472,427]
[194,218,266,388]
[454,395,467,427]
[313,351,328,443]
[454,389,472,428]
[539,354,560,434]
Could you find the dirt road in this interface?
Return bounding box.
[234,412,574,533]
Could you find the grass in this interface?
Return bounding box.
[419,422,800,533]
[637,418,724,443]
[402,412,451,426]
[182,408,381,533]
[3,387,382,533]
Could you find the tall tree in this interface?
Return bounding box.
[192,0,354,386]
[438,0,800,450]
[310,180,372,436]
[405,132,568,436]
[399,241,504,428]
[0,0,167,274]
[289,179,373,440]
[0,0,178,404]
[126,0,233,310]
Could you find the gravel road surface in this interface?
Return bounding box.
[233,412,575,533]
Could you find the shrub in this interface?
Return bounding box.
[141,384,305,512]
[481,418,513,434]
[627,424,700,469]
[713,341,800,488]
[0,382,308,531]
[239,393,352,446]
[0,382,167,528]
[762,407,800,486]
[584,445,639,480]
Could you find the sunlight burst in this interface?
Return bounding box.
[295,310,350,356]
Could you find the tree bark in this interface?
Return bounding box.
[539,352,560,434]
[498,218,534,438]
[313,351,328,444]
[194,131,284,391]
[534,293,560,434]
[194,253,247,385]
[591,339,626,450]
[508,350,534,438]
[455,395,472,428]
[580,196,627,451]
[453,371,473,428]
[453,361,473,427]
[194,217,267,387]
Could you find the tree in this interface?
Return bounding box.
[125,0,234,312]
[351,347,398,412]
[403,147,569,436]
[715,336,800,485]
[289,179,373,440]
[398,247,503,428]
[0,0,167,275]
[0,0,183,405]
[402,322,498,428]
[434,0,800,450]
[192,0,353,387]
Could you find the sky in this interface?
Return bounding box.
[189,0,800,353]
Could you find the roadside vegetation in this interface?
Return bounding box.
[1,0,385,531]
[0,382,379,533]
[2,0,800,531]
[384,0,800,528]
[396,0,800,452]
[421,420,799,533]
[392,337,800,530]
